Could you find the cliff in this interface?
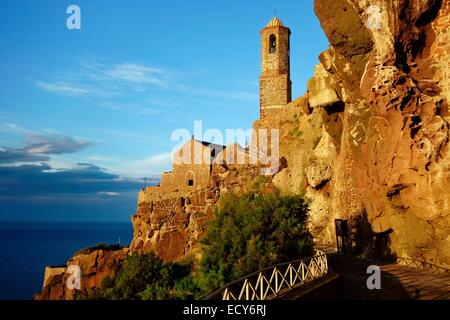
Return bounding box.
[34,248,128,300]
[296,0,450,266]
[35,0,450,299]
[253,0,450,268]
[130,163,261,261]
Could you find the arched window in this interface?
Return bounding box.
[185,171,195,187]
[269,34,276,53]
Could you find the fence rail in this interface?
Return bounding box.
[397,256,450,275]
[205,250,328,300]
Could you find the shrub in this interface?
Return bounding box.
[172,276,202,300]
[197,187,313,294]
[100,252,191,300]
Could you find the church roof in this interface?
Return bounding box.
[266,17,283,27]
[194,139,226,150]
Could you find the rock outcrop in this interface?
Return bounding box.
[34,248,128,300]
[130,164,261,261]
[274,0,450,267]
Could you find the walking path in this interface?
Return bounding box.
[317,245,450,300]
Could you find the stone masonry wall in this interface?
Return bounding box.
[260,25,292,117]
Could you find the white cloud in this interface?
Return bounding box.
[99,102,160,116]
[35,81,90,96]
[100,152,172,179]
[44,158,78,171]
[35,62,177,98]
[97,191,120,197]
[82,61,174,92]
[103,63,169,87]
[133,152,172,169]
[34,60,257,104]
[88,155,109,162]
[2,122,34,134]
[5,123,18,130]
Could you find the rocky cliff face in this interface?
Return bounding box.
[130,164,261,261]
[273,0,450,267]
[34,248,128,300]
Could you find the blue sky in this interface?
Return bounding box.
[0,0,329,221]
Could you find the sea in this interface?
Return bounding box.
[0,221,133,300]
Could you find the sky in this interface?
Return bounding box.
[0,0,329,222]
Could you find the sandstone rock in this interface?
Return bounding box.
[34,248,128,300]
[293,0,450,268]
[307,64,342,109]
[306,160,331,188]
[315,0,373,60]
[130,164,261,261]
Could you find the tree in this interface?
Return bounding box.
[197,186,313,293]
[101,252,189,300]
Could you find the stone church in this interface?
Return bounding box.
[140,16,295,199]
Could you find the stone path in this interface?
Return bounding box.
[380,263,450,300]
[317,245,450,300]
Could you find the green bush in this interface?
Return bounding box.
[100,252,191,300]
[172,276,202,300]
[197,187,313,294]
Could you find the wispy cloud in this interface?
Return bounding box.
[97,191,120,197]
[102,64,170,87]
[35,81,91,96]
[88,155,109,162]
[133,152,172,171]
[100,152,172,178]
[34,60,257,104]
[99,102,160,116]
[36,61,176,97]
[2,122,34,134]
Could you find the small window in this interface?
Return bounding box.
[187,179,194,186]
[211,149,216,157]
[181,197,185,207]
[269,34,276,53]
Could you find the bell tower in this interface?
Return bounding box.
[259,17,292,119]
